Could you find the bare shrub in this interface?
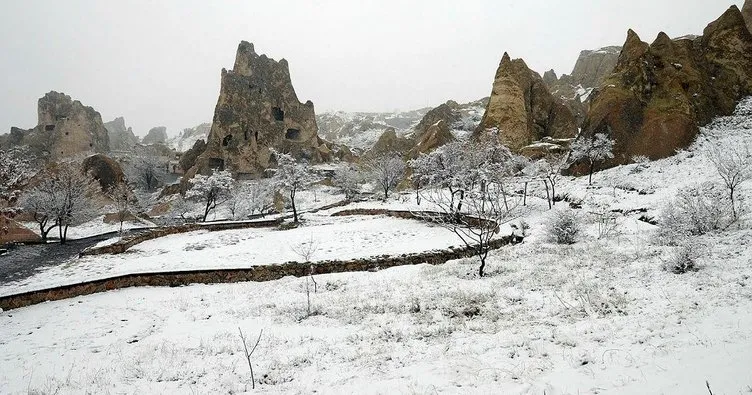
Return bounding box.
[663,244,700,274]
[547,209,581,244]
[661,183,731,243]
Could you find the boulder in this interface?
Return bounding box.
[190,41,322,178]
[82,154,126,191]
[0,215,40,244]
[104,117,139,151]
[581,5,752,166]
[2,91,110,159]
[475,53,578,151]
[142,126,168,145]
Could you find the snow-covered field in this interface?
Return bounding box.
[2,99,752,393]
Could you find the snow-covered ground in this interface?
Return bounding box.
[2,99,752,393]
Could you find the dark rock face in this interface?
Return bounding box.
[743,0,752,33]
[408,120,455,158]
[179,138,207,172]
[581,6,752,165]
[142,126,168,145]
[82,154,126,191]
[475,53,578,151]
[104,117,139,151]
[2,91,110,159]
[191,41,324,177]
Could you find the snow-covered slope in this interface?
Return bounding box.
[316,108,430,151]
[168,123,211,152]
[1,99,752,394]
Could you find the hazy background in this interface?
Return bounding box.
[0,0,742,137]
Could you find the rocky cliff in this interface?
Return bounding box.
[142,126,168,145]
[2,91,110,159]
[190,41,324,177]
[581,5,752,165]
[743,0,752,33]
[104,117,139,151]
[475,53,578,151]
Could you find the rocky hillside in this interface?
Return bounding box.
[0,91,110,159]
[316,108,430,151]
[580,4,752,166]
[475,53,578,151]
[104,117,139,152]
[168,123,211,153]
[142,126,168,145]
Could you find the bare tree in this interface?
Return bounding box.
[21,164,99,243]
[126,153,167,191]
[366,152,406,200]
[270,151,314,223]
[416,141,522,277]
[186,169,235,222]
[707,141,752,221]
[107,182,138,233]
[333,165,363,200]
[291,234,320,292]
[238,328,263,390]
[570,133,615,185]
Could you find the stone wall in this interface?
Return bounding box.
[0,236,516,311]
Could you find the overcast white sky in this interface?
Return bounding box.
[0,0,742,137]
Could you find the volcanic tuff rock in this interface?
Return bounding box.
[1,91,110,159]
[82,154,126,191]
[744,0,752,33]
[366,127,415,158]
[142,126,168,145]
[179,139,207,172]
[408,120,455,158]
[104,117,139,151]
[581,5,752,165]
[475,53,578,151]
[190,41,323,177]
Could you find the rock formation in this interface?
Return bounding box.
[367,127,415,157]
[170,123,211,152]
[0,215,40,244]
[190,41,324,177]
[581,5,752,165]
[413,101,462,139]
[743,0,752,33]
[142,126,168,145]
[408,120,455,158]
[82,154,126,191]
[2,91,110,159]
[178,139,207,172]
[475,53,578,151]
[104,117,139,151]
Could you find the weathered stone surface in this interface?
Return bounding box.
[82,154,126,191]
[413,101,462,139]
[178,138,207,172]
[191,41,322,177]
[142,126,168,145]
[581,6,752,165]
[408,120,455,158]
[743,0,752,33]
[367,127,415,157]
[475,53,578,151]
[0,215,40,244]
[104,117,139,151]
[2,91,110,159]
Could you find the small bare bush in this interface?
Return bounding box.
[663,244,700,274]
[661,183,731,243]
[547,209,581,244]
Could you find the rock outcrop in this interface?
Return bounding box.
[367,127,415,157]
[82,154,126,191]
[0,215,40,244]
[104,117,139,151]
[743,0,752,33]
[178,139,207,172]
[190,41,323,177]
[2,91,110,159]
[413,101,462,139]
[142,126,168,145]
[408,120,455,158]
[581,5,752,165]
[475,53,578,151]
